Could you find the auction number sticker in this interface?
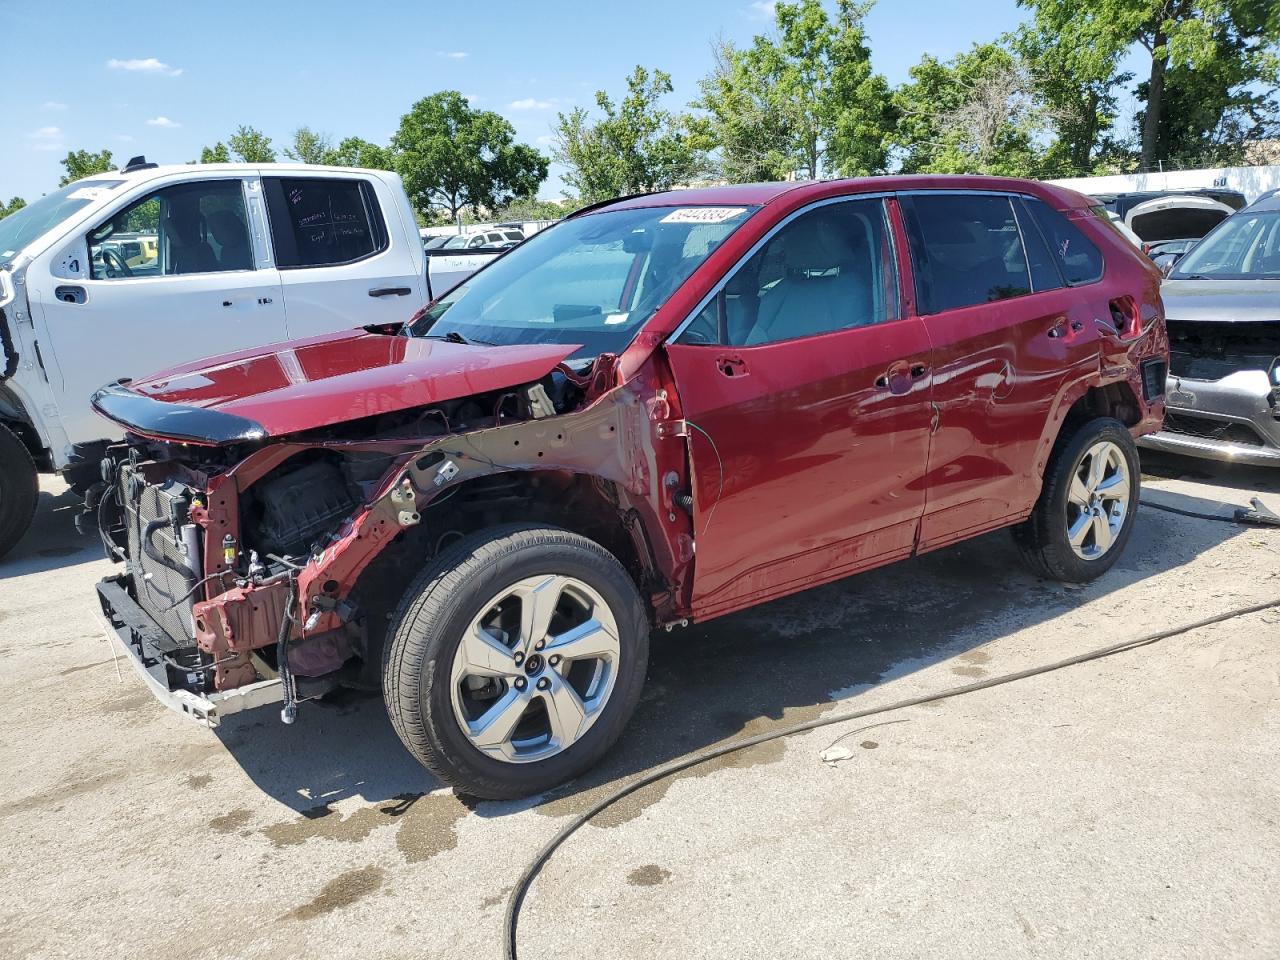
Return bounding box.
[660,207,748,224]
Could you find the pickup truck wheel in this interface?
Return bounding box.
[1013,417,1139,584]
[0,424,38,560]
[382,524,649,800]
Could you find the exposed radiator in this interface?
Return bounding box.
[122,467,202,649]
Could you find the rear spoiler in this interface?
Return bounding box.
[91,381,266,446]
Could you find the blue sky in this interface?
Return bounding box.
[3,0,1122,202]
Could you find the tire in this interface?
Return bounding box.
[1013,417,1140,583]
[382,523,650,799]
[0,424,38,560]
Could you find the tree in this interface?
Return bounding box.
[285,126,333,164]
[694,0,895,182]
[228,125,276,163]
[1022,0,1280,170]
[0,197,25,220]
[394,91,548,221]
[554,66,704,203]
[492,196,578,222]
[59,149,114,186]
[321,136,395,170]
[891,43,1046,177]
[1014,13,1133,176]
[199,142,231,163]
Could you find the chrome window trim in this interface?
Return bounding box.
[665,191,893,346]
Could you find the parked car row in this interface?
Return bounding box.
[88,174,1169,799]
[0,158,499,557]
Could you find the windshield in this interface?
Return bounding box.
[408,204,757,358]
[0,179,125,268]
[1171,210,1280,280]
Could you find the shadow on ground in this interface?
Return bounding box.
[216,498,1247,824]
[0,485,103,580]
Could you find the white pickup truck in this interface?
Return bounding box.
[0,157,497,557]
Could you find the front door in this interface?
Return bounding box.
[664,197,934,620]
[31,176,287,446]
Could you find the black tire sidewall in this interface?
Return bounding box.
[0,424,38,560]
[1038,418,1140,582]
[388,526,649,797]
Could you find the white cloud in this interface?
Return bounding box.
[747,0,776,18]
[464,93,481,104]
[509,97,555,110]
[436,50,468,60]
[145,116,180,128]
[42,100,68,111]
[536,134,555,146]
[115,134,135,142]
[107,57,183,77]
[26,126,64,151]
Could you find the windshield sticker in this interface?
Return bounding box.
[660,207,748,225]
[604,311,630,325]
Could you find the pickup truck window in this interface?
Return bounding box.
[88,180,251,280]
[410,204,757,359]
[263,177,388,268]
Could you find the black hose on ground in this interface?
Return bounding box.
[503,596,1280,960]
[1140,496,1280,526]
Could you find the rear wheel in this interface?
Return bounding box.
[1013,417,1139,583]
[382,524,649,799]
[0,424,38,560]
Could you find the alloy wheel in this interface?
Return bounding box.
[449,574,621,763]
[1065,440,1131,561]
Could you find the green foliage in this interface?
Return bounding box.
[285,126,333,164]
[228,125,276,163]
[554,66,704,203]
[321,136,395,170]
[492,197,576,222]
[0,197,26,220]
[58,149,114,186]
[393,91,549,220]
[199,142,231,163]
[891,42,1045,177]
[694,0,894,182]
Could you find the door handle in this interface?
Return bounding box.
[369,286,412,298]
[875,361,928,392]
[910,364,929,379]
[1047,318,1082,339]
[55,285,86,305]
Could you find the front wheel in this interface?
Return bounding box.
[0,424,38,560]
[1013,417,1140,583]
[382,524,650,799]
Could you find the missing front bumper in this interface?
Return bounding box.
[94,575,282,726]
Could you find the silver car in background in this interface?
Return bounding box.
[1139,193,1280,465]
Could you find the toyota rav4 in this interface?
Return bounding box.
[91,176,1168,799]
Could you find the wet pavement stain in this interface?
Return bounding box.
[286,866,385,921]
[209,809,252,834]
[260,792,469,864]
[58,659,113,677]
[1,767,127,820]
[185,773,213,790]
[960,649,992,665]
[100,688,158,717]
[479,886,513,911]
[627,864,672,887]
[952,665,988,678]
[860,740,879,749]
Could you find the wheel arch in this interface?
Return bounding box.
[0,383,49,470]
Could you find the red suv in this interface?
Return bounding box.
[92,176,1168,799]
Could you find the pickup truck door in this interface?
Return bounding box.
[664,196,933,621]
[28,174,287,448]
[261,174,427,338]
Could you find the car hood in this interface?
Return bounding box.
[93,327,578,442]
[1161,279,1280,324]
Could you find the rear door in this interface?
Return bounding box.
[262,174,425,338]
[31,174,287,446]
[665,196,934,619]
[900,191,1101,549]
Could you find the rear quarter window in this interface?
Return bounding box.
[1024,198,1103,285]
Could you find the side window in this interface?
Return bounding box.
[1023,198,1104,285]
[677,199,897,347]
[263,177,387,268]
[903,193,1031,314]
[1013,199,1064,292]
[88,180,250,280]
